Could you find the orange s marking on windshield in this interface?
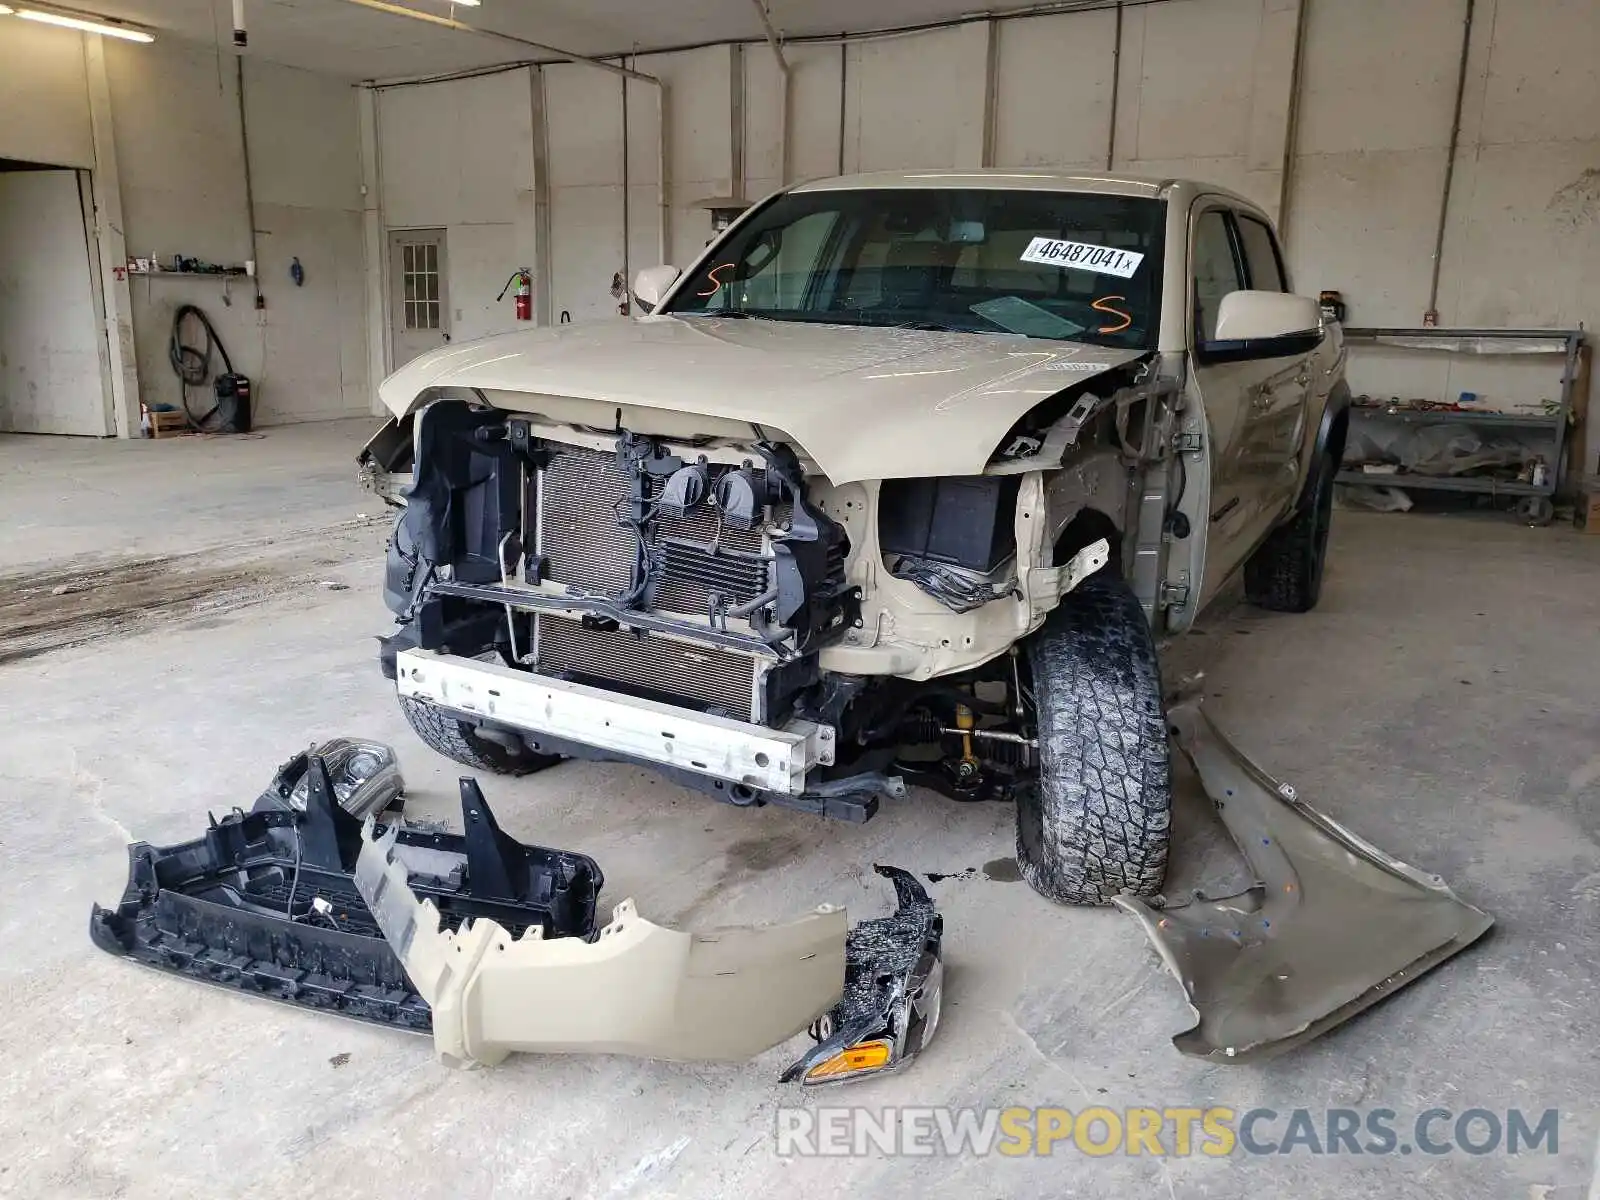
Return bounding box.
[697,263,736,298]
[1093,295,1133,334]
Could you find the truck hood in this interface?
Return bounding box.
[378,316,1144,484]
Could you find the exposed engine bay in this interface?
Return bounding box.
[383,400,857,720]
[381,398,1116,821]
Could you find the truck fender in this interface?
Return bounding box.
[1299,378,1352,512]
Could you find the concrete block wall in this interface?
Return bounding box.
[0,29,369,431]
[109,41,369,427]
[376,69,538,339]
[371,0,1600,471]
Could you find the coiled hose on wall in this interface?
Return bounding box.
[168,304,234,430]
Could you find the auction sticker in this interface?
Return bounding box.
[1020,237,1144,278]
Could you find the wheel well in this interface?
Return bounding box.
[1325,407,1351,470]
[1297,400,1351,514]
[1053,507,1122,577]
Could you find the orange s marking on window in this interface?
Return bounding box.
[697,262,736,298]
[1093,295,1133,334]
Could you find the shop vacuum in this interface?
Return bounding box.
[169,303,252,433]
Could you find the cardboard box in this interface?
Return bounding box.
[1583,477,1600,533]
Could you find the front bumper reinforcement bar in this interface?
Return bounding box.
[395,648,834,796]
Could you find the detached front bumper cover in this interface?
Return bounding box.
[1115,699,1494,1062]
[355,823,942,1071]
[92,742,944,1079]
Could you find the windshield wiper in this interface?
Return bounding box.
[685,308,798,322]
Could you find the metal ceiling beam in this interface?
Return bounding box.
[343,0,655,83]
[748,0,790,184]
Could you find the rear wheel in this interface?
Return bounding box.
[1244,448,1336,612]
[399,695,561,776]
[1018,574,1171,906]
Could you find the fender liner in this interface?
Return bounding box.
[1300,379,1352,512]
[1115,699,1492,1062]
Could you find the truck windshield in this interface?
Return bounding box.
[663,188,1165,350]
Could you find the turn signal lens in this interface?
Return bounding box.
[804,1039,893,1082]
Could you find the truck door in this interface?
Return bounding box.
[1188,203,1310,604]
[1231,211,1311,518]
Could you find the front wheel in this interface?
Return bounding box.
[1017,574,1171,906]
[399,695,562,777]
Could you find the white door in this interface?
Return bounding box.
[389,229,449,367]
[0,169,111,435]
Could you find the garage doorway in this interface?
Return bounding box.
[0,164,112,436]
[388,228,449,368]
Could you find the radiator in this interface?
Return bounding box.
[539,446,635,596]
[536,443,778,616]
[534,614,759,721]
[533,441,781,721]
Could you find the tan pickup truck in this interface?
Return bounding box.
[372,170,1351,909]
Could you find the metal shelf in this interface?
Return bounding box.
[1350,407,1563,429]
[1337,325,1582,505]
[1336,470,1548,497]
[1342,327,1583,356]
[127,269,250,279]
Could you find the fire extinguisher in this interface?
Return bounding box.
[497,268,533,321]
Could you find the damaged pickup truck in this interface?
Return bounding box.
[377,171,1352,909]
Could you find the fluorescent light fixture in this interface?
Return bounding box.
[15,7,156,40]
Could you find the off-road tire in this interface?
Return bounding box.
[399,695,561,776]
[1244,449,1336,613]
[1018,574,1171,906]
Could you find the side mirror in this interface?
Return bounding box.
[632,265,680,314]
[1205,291,1323,362]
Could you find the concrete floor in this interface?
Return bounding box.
[1,425,1597,1199]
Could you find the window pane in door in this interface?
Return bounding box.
[1236,216,1287,292]
[1192,210,1242,342]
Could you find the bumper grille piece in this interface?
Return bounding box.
[536,614,758,721]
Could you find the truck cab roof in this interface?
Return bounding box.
[788,170,1268,219]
